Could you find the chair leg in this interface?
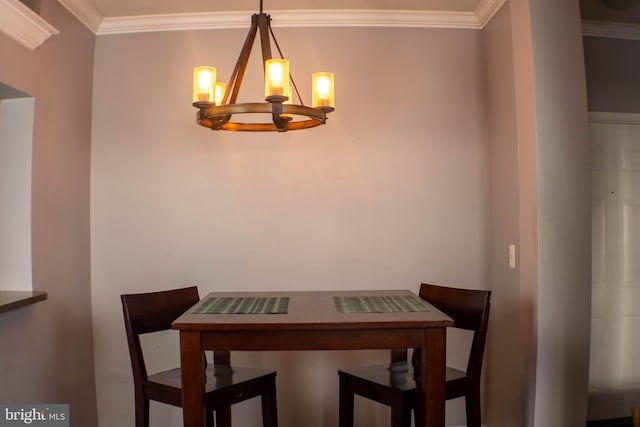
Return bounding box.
[465,387,482,427]
[413,399,424,427]
[391,404,410,427]
[215,406,232,427]
[390,394,412,427]
[134,392,149,427]
[401,404,412,427]
[205,410,214,427]
[339,376,355,427]
[261,380,279,427]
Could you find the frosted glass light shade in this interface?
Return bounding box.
[193,66,216,103]
[265,59,289,99]
[312,72,334,109]
[214,82,226,105]
[282,84,293,118]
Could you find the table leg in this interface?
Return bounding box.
[421,327,446,427]
[180,331,206,427]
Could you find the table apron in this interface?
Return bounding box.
[199,328,428,351]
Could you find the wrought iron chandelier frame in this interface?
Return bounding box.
[193,5,334,132]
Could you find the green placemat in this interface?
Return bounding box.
[333,295,430,314]
[193,297,289,314]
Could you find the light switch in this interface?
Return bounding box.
[509,244,516,269]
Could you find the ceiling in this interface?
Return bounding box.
[4,0,634,53]
[80,0,483,19]
[75,0,640,26]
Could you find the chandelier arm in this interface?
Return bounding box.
[270,101,290,132]
[268,24,303,105]
[257,13,274,66]
[224,14,260,105]
[289,74,303,106]
[272,114,290,132]
[208,116,231,130]
[268,23,285,60]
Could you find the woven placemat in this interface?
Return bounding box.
[333,295,430,314]
[193,297,289,314]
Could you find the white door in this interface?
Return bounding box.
[590,113,640,391]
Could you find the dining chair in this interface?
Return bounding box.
[337,283,491,427]
[121,286,279,427]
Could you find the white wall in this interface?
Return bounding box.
[0,96,34,290]
[583,35,640,421]
[529,0,591,425]
[91,26,489,427]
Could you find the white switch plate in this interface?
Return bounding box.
[509,244,516,269]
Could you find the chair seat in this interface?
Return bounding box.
[148,365,275,391]
[338,364,472,427]
[146,365,278,408]
[338,364,467,394]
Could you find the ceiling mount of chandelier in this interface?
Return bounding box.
[192,1,335,132]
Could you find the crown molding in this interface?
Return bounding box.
[98,10,484,35]
[55,0,506,35]
[0,0,59,50]
[57,0,102,34]
[475,0,507,28]
[589,112,640,125]
[582,19,640,40]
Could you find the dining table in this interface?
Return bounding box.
[172,289,454,427]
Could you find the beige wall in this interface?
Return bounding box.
[0,1,593,426]
[0,1,97,425]
[90,26,489,427]
[484,1,591,426]
[483,4,532,426]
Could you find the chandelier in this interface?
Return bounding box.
[192,1,335,132]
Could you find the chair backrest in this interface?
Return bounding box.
[121,286,200,381]
[417,283,491,381]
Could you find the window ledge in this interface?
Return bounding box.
[0,290,47,314]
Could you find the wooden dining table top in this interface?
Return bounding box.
[172,289,453,332]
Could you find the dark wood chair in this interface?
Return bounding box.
[121,286,279,427]
[338,283,491,427]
